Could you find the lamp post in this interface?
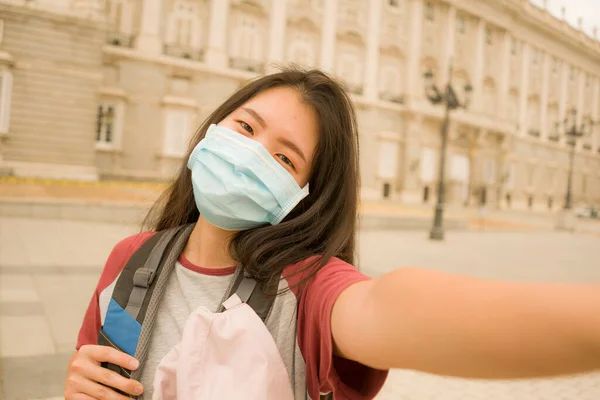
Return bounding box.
[554,108,594,210]
[424,65,473,241]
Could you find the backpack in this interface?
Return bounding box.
[97,224,293,398]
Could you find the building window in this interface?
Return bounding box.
[485,27,493,45]
[0,69,13,134]
[96,102,123,147]
[484,158,496,184]
[456,16,465,34]
[527,98,540,135]
[511,38,518,55]
[340,2,360,23]
[377,140,399,183]
[379,63,403,103]
[585,73,591,87]
[424,2,434,21]
[106,0,135,46]
[570,66,575,81]
[527,165,535,187]
[505,164,516,189]
[483,84,496,116]
[163,108,192,157]
[508,91,519,126]
[230,13,264,72]
[420,147,437,183]
[287,33,315,66]
[165,0,202,60]
[551,57,558,73]
[337,52,363,94]
[387,0,401,10]
[531,48,538,65]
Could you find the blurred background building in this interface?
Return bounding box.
[0,0,599,211]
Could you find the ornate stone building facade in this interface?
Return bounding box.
[0,0,599,210]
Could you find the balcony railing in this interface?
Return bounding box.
[380,92,404,104]
[548,134,560,142]
[229,58,264,73]
[164,44,204,62]
[527,129,541,138]
[583,143,592,150]
[345,83,363,95]
[106,32,134,48]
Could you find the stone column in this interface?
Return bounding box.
[439,5,456,85]
[364,0,383,101]
[540,52,550,140]
[320,0,338,73]
[472,18,486,113]
[406,0,424,102]
[467,132,481,207]
[558,60,568,145]
[266,0,287,71]
[400,116,424,204]
[576,70,585,150]
[136,0,163,55]
[518,42,530,137]
[498,31,511,120]
[592,77,600,151]
[205,0,230,68]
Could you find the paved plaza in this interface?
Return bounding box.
[0,216,599,399]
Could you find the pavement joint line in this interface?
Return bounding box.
[0,266,103,275]
[0,302,45,317]
[0,176,168,189]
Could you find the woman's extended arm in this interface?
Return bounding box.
[332,267,600,378]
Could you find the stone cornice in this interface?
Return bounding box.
[0,50,14,66]
[0,2,108,28]
[519,1,600,59]
[447,0,600,63]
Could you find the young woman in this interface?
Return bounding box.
[66,69,600,400]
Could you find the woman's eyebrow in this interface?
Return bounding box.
[242,106,306,163]
[242,107,267,129]
[278,137,307,163]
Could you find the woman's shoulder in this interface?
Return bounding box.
[110,231,157,259]
[96,231,157,292]
[282,256,369,298]
[108,231,157,268]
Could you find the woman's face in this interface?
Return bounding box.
[218,86,319,187]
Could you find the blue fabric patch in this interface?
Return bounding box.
[102,298,141,356]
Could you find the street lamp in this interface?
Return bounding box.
[424,65,472,241]
[554,108,594,210]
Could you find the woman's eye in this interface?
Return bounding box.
[277,154,295,169]
[240,121,253,134]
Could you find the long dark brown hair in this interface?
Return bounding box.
[144,67,360,290]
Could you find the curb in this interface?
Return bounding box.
[0,176,167,189]
[0,197,152,225]
[0,197,469,231]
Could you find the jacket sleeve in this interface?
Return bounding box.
[292,258,389,399]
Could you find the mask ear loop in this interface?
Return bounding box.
[271,185,310,226]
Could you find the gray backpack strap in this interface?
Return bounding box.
[124,227,180,320]
[218,268,276,322]
[130,223,195,382]
[98,224,194,397]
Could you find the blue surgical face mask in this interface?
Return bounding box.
[187,124,310,231]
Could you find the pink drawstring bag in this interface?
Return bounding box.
[152,292,295,400]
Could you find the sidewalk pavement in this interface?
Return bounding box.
[1,217,599,400]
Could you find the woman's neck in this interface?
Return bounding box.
[182,215,238,269]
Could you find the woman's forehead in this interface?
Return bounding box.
[241,87,319,136]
